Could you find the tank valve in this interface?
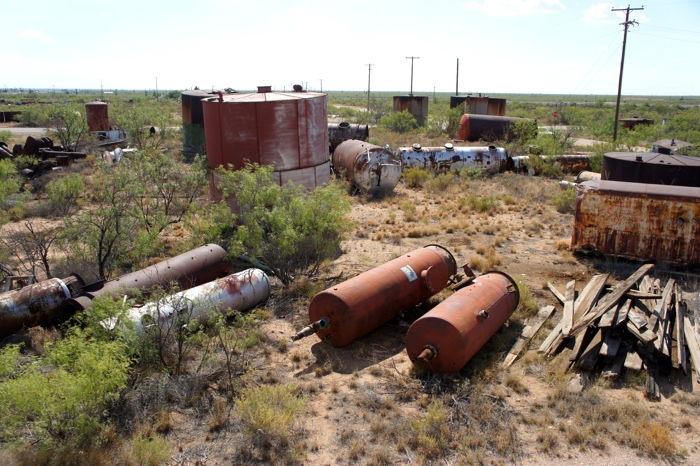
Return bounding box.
[476,310,490,321]
[291,318,329,341]
[417,345,437,363]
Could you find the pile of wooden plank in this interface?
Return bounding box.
[504,264,700,399]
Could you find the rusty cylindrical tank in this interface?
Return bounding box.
[107,269,270,330]
[85,101,109,132]
[406,271,519,373]
[328,122,369,153]
[399,143,510,174]
[332,140,402,194]
[61,244,233,313]
[458,114,533,142]
[294,245,458,347]
[0,275,85,338]
[576,170,601,183]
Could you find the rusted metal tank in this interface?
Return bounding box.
[109,269,270,330]
[602,152,700,188]
[293,245,458,347]
[0,274,85,338]
[571,180,700,265]
[62,244,233,312]
[393,96,429,126]
[399,143,509,173]
[332,140,402,193]
[406,271,519,373]
[182,90,210,158]
[328,122,369,153]
[202,87,330,192]
[85,101,109,132]
[576,171,601,183]
[458,114,534,142]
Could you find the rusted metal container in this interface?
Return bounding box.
[109,269,270,330]
[202,88,330,192]
[511,154,591,174]
[458,114,534,142]
[393,96,429,126]
[182,90,210,158]
[0,274,85,338]
[571,180,700,265]
[293,245,458,347]
[62,244,233,312]
[22,136,53,155]
[328,122,369,153]
[332,140,402,193]
[399,143,509,174]
[85,101,109,132]
[620,117,653,130]
[602,152,700,188]
[406,271,519,373]
[576,171,601,183]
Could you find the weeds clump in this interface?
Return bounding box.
[403,167,430,188]
[424,172,457,193]
[551,186,577,213]
[469,195,499,213]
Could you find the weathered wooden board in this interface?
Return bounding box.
[562,280,576,336]
[599,333,621,359]
[683,316,700,382]
[602,345,628,379]
[547,282,565,305]
[624,350,644,371]
[628,306,649,330]
[627,321,658,345]
[569,264,654,337]
[503,305,556,367]
[578,328,605,371]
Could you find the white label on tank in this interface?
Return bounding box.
[401,265,418,282]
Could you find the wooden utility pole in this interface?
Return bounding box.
[612,4,644,142]
[365,64,374,115]
[406,56,420,96]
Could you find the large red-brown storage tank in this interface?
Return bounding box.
[202,88,330,191]
[85,101,109,132]
[406,271,519,373]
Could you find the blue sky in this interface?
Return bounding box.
[5,0,699,95]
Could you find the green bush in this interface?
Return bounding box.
[403,167,430,188]
[460,166,489,180]
[0,130,11,144]
[378,110,418,133]
[468,195,499,213]
[551,186,577,214]
[46,172,84,217]
[216,163,352,284]
[236,383,306,441]
[12,155,38,171]
[0,329,130,445]
[425,172,457,192]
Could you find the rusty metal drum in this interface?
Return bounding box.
[85,101,109,132]
[458,114,532,142]
[406,271,519,373]
[300,245,458,347]
[332,140,402,194]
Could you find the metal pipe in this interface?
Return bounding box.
[62,244,233,313]
[406,271,519,373]
[106,268,270,330]
[0,274,85,338]
[296,245,458,347]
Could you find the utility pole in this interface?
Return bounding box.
[320,79,323,93]
[366,64,374,115]
[406,56,420,96]
[612,4,643,142]
[456,58,459,96]
[155,77,158,99]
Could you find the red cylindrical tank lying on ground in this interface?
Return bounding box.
[406,271,519,373]
[293,245,458,347]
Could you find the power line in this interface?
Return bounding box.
[612,4,644,142]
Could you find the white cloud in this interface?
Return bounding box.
[464,0,565,17]
[19,29,53,43]
[584,3,650,24]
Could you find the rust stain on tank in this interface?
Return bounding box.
[571,180,700,265]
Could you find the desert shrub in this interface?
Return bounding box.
[408,400,450,458]
[403,167,430,188]
[130,431,171,466]
[460,166,489,180]
[514,276,538,317]
[424,172,457,192]
[378,111,418,133]
[236,383,306,445]
[0,329,130,446]
[551,186,577,214]
[215,163,352,284]
[46,172,84,217]
[12,155,38,171]
[0,130,11,143]
[468,195,499,213]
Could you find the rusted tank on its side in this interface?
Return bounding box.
[108,269,270,330]
[576,171,601,183]
[293,245,458,347]
[23,136,53,155]
[571,180,700,265]
[406,271,519,373]
[62,244,233,313]
[328,122,369,153]
[0,275,85,338]
[399,143,509,173]
[332,140,402,194]
[458,114,534,142]
[511,154,592,174]
[602,152,700,188]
